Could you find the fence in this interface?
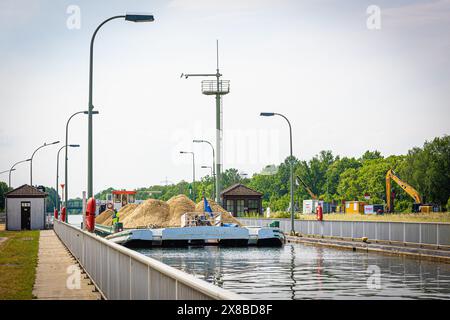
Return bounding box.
[239,218,450,247]
[53,220,243,300]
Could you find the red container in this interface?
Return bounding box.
[54,208,59,219]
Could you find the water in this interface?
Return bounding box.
[137,244,450,300]
[67,214,83,227]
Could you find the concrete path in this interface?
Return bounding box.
[32,230,101,300]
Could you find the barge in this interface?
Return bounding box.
[97,212,284,247]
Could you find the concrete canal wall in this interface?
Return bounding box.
[239,218,450,248]
[53,220,243,300]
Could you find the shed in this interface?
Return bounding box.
[345,201,366,214]
[5,184,47,230]
[221,183,263,217]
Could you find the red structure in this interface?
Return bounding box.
[60,207,66,222]
[316,203,323,221]
[54,208,59,219]
[86,197,96,232]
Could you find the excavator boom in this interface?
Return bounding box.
[386,169,422,212]
[296,176,318,200]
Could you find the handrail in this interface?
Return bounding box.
[54,220,244,300]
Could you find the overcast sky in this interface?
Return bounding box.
[1,0,449,198]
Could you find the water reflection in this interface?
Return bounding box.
[137,243,450,300]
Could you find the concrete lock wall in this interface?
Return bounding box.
[53,220,244,300]
[239,218,450,247]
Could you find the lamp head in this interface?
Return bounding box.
[260,112,275,117]
[69,144,80,148]
[125,13,155,22]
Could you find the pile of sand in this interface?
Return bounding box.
[195,198,242,226]
[95,195,241,229]
[167,194,196,227]
[95,209,114,224]
[121,199,170,229]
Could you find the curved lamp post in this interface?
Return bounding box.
[201,165,214,200]
[57,144,80,211]
[180,151,196,202]
[1,169,15,175]
[260,112,295,234]
[87,13,155,199]
[193,139,216,201]
[9,159,31,188]
[65,110,98,209]
[30,141,59,186]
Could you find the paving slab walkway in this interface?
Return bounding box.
[32,230,101,300]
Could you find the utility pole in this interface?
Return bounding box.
[182,40,230,205]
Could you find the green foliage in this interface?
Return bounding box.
[0,181,12,211]
[92,135,450,213]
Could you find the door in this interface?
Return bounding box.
[21,202,31,230]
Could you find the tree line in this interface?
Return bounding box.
[95,135,450,213]
[1,135,448,213]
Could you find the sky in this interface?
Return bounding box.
[0,0,449,198]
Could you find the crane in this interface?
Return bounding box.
[385,169,429,213]
[296,175,318,200]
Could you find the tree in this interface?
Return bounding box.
[0,181,11,212]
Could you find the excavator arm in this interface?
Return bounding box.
[386,169,422,212]
[296,176,318,200]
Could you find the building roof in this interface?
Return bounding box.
[220,183,262,197]
[5,184,48,198]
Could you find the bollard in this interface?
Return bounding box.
[54,208,59,220]
[86,197,96,232]
[61,207,66,222]
[316,203,323,221]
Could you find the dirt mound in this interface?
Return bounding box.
[167,194,196,227]
[121,199,170,229]
[118,203,139,221]
[95,209,113,225]
[195,198,242,226]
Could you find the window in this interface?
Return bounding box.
[128,194,135,203]
[114,193,121,203]
[248,199,259,214]
[236,200,245,216]
[226,200,234,213]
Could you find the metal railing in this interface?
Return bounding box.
[239,218,450,247]
[201,80,230,95]
[54,220,244,300]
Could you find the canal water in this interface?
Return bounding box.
[136,244,450,300]
[67,216,450,299]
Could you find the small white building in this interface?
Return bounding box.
[5,184,47,230]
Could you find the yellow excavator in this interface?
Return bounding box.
[296,176,318,200]
[385,169,432,213]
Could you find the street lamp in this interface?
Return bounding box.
[30,141,60,186]
[65,110,98,209]
[260,112,295,234]
[193,139,216,202]
[87,13,155,199]
[201,165,214,200]
[57,144,80,211]
[9,159,31,188]
[180,151,196,202]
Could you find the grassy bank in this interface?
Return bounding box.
[242,212,450,223]
[0,228,39,299]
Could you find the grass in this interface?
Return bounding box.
[253,212,450,223]
[0,227,39,300]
